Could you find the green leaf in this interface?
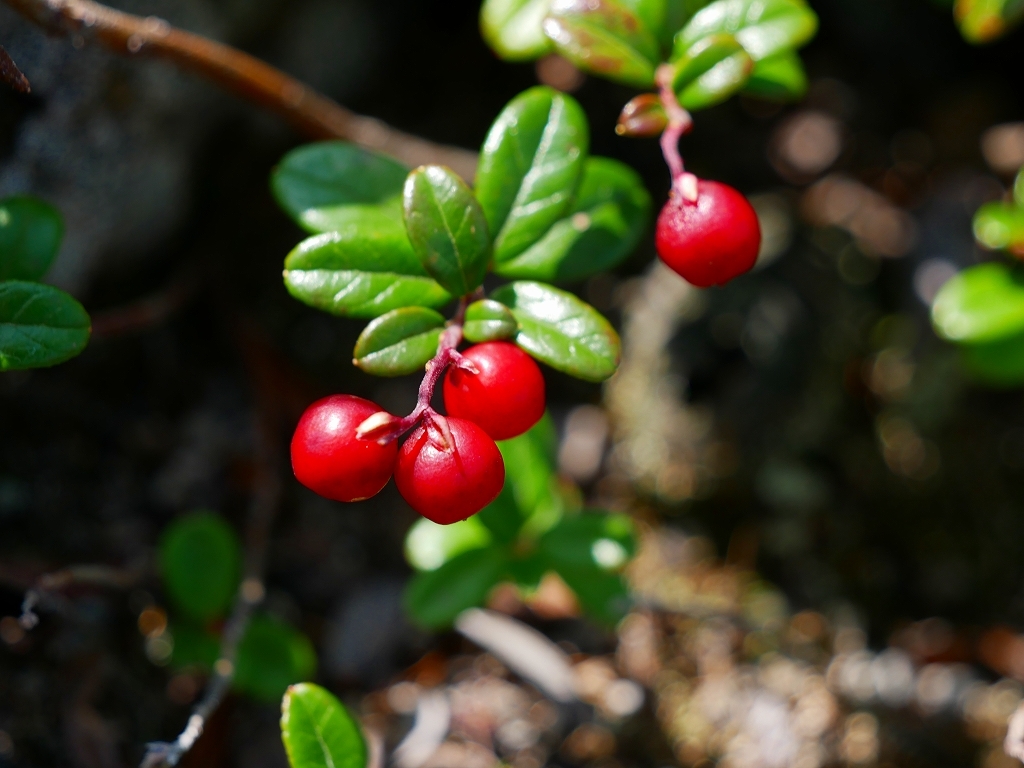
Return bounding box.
[476,484,525,544]
[1014,168,1024,208]
[159,512,241,621]
[403,546,510,629]
[973,201,1024,253]
[281,683,367,768]
[498,415,563,539]
[961,331,1024,387]
[932,263,1024,343]
[352,307,444,377]
[538,512,636,571]
[169,622,220,670]
[672,34,753,110]
[554,564,631,625]
[463,299,519,342]
[0,197,64,281]
[742,50,807,100]
[481,0,554,59]
[659,0,716,47]
[0,281,90,372]
[284,229,451,319]
[405,516,493,571]
[490,281,621,381]
[955,0,1024,42]
[476,87,589,264]
[235,615,317,703]
[673,0,818,62]
[272,142,409,233]
[495,157,651,282]
[403,166,491,297]
[543,0,661,87]
[508,551,548,591]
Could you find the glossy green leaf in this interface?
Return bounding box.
[476,87,589,264]
[543,0,661,87]
[673,0,818,62]
[463,299,519,342]
[554,564,631,625]
[955,0,1024,42]
[0,197,64,281]
[476,484,525,544]
[496,157,651,282]
[961,332,1024,387]
[742,50,807,100]
[159,512,241,621]
[659,0,715,47]
[404,546,510,629]
[272,142,408,233]
[0,281,90,371]
[973,201,1024,252]
[932,263,1024,343]
[481,0,554,59]
[405,516,493,571]
[352,307,444,377]
[235,615,317,703]
[672,34,753,110]
[281,683,367,768]
[539,512,636,571]
[490,281,621,381]
[616,94,669,138]
[620,0,668,39]
[403,166,491,297]
[284,229,451,319]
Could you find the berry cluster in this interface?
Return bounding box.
[290,340,545,525]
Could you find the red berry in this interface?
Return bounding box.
[443,341,545,441]
[291,394,398,502]
[395,416,505,524]
[655,179,761,288]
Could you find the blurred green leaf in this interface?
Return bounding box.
[284,230,451,319]
[672,34,752,110]
[235,615,317,703]
[961,331,1024,387]
[476,87,589,264]
[476,484,525,544]
[281,683,367,768]
[403,166,491,297]
[742,50,807,100]
[498,415,563,539]
[955,0,1024,42]
[490,281,621,381]
[496,157,651,282]
[1015,168,1024,207]
[405,516,493,571]
[272,142,408,233]
[159,512,241,621]
[463,299,519,342]
[352,307,444,377]
[932,263,1024,343]
[615,94,669,138]
[620,0,668,41]
[481,0,554,59]
[543,0,661,87]
[0,196,64,281]
[538,512,636,571]
[0,281,90,371]
[673,0,818,62]
[554,564,631,625]
[973,201,1024,253]
[169,622,220,670]
[659,0,716,46]
[508,551,548,591]
[404,546,510,629]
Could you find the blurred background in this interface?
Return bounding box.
[1,0,1024,766]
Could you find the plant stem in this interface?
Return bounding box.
[0,0,477,179]
[18,564,141,629]
[655,64,697,201]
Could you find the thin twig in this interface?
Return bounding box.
[1,0,477,179]
[0,43,30,92]
[18,564,142,628]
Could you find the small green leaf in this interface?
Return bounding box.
[352,307,444,377]
[498,415,563,539]
[495,157,651,282]
[476,87,589,264]
[159,512,241,621]
[281,683,367,768]
[932,263,1024,343]
[961,331,1024,387]
[973,201,1024,252]
[481,0,554,59]
[464,299,519,343]
[673,0,818,62]
[508,551,548,591]
[543,0,661,87]
[272,142,408,233]
[0,281,90,371]
[1014,168,1024,207]
[539,512,636,571]
[554,564,631,625]
[955,0,1024,42]
[0,197,64,281]
[405,516,493,571]
[403,166,491,296]
[476,484,525,544]
[284,229,451,319]
[616,94,669,138]
[404,546,510,629]
[235,615,317,703]
[490,281,621,381]
[742,50,807,100]
[672,34,753,110]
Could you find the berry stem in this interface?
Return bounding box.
[656,64,697,202]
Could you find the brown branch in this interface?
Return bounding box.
[0,43,30,92]
[19,563,143,628]
[1,0,477,179]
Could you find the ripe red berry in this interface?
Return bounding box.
[395,416,505,524]
[655,179,761,288]
[443,341,545,441]
[291,394,398,502]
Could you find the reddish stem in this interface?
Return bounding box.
[655,64,697,201]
